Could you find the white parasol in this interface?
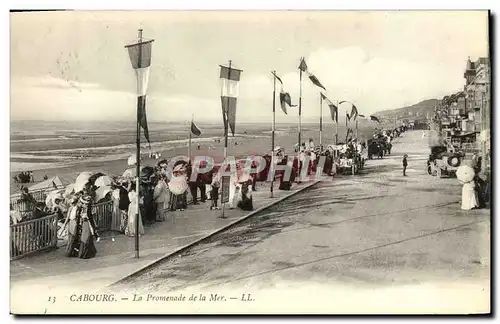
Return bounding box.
[95,185,113,202]
[94,175,112,188]
[168,175,188,195]
[122,168,137,179]
[127,154,137,166]
[74,171,92,193]
[456,165,475,183]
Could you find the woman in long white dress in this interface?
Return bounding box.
[461,180,479,210]
[125,190,145,237]
[153,175,169,221]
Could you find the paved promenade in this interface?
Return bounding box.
[10,177,317,290]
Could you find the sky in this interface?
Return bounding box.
[10,10,489,123]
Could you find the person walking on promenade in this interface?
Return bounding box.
[402,154,408,176]
[210,178,220,210]
[125,188,145,237]
[153,174,168,221]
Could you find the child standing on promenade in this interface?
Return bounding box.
[210,178,220,210]
[402,154,408,176]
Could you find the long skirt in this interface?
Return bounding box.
[64,219,79,257]
[461,182,478,210]
[170,193,187,211]
[155,202,166,221]
[111,201,122,232]
[125,206,145,237]
[78,220,97,259]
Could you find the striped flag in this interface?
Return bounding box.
[320,92,338,123]
[272,71,296,114]
[126,39,154,148]
[220,65,242,136]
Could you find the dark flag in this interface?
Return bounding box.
[138,96,151,148]
[370,115,381,123]
[298,57,308,72]
[320,93,338,123]
[308,74,326,90]
[280,92,296,115]
[272,71,296,114]
[191,120,201,136]
[350,104,359,121]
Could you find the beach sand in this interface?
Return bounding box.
[10,121,383,195]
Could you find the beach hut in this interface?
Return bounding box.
[28,176,65,192]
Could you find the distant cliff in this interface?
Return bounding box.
[375,99,439,120]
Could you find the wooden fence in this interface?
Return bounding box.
[10,200,114,260]
[10,214,58,260]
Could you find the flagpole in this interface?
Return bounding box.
[298,58,303,182]
[345,109,348,142]
[188,114,193,162]
[135,29,142,259]
[319,93,323,151]
[335,100,339,145]
[222,60,231,219]
[188,131,192,162]
[356,119,359,141]
[271,70,276,198]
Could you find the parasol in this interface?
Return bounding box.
[95,175,112,188]
[95,185,112,202]
[122,168,137,179]
[456,165,475,183]
[168,175,188,195]
[74,171,92,193]
[127,154,137,166]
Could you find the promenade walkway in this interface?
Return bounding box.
[10,180,317,290]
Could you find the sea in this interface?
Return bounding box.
[10,120,384,173]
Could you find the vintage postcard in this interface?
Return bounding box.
[9,10,491,315]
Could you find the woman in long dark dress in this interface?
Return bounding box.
[64,195,98,259]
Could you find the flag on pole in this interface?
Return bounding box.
[340,101,359,121]
[126,39,154,148]
[308,74,326,90]
[320,93,338,123]
[358,114,381,123]
[298,57,308,72]
[220,65,242,136]
[191,119,201,136]
[272,71,296,115]
[279,93,296,114]
[297,57,327,90]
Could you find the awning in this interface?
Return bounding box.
[451,131,479,138]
